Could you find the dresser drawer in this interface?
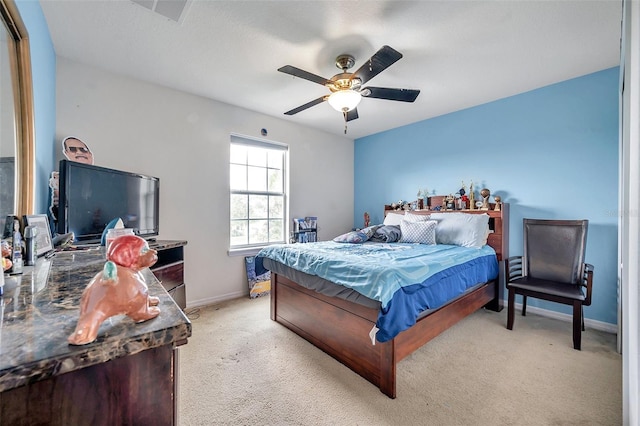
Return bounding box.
[167,283,186,310]
[152,261,184,292]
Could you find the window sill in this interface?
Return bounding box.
[227,247,266,257]
[228,240,287,257]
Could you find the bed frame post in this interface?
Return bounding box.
[379,340,397,398]
[485,202,508,312]
[270,273,277,321]
[484,272,504,312]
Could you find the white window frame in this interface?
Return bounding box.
[228,134,288,256]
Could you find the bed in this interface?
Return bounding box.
[258,199,509,398]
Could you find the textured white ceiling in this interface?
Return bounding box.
[40,0,622,139]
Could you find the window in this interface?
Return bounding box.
[230,135,287,249]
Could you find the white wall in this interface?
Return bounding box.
[55,57,354,307]
[621,0,639,423]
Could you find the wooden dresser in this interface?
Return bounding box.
[0,244,191,425]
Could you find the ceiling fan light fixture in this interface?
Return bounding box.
[328,89,362,112]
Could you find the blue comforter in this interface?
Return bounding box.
[257,242,498,342]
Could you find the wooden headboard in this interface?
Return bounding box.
[383,197,509,261]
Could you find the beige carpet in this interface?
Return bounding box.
[178,296,621,426]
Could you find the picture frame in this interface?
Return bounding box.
[3,214,19,239]
[244,256,270,299]
[23,214,53,257]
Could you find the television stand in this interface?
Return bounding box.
[149,240,187,310]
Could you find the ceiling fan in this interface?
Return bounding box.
[278,45,420,134]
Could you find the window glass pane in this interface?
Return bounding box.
[230,194,248,220]
[267,151,282,169]
[249,220,269,244]
[269,196,283,218]
[230,138,288,248]
[247,148,267,167]
[268,168,282,192]
[247,166,266,192]
[248,195,268,218]
[230,164,247,191]
[230,220,248,246]
[230,144,247,164]
[269,219,283,241]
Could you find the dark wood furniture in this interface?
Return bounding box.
[0,244,191,425]
[1,345,176,425]
[151,240,187,310]
[270,201,509,398]
[506,219,593,350]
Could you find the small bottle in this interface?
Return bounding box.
[24,226,37,266]
[12,250,22,274]
[11,220,23,273]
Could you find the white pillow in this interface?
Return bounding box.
[430,213,490,248]
[399,219,437,244]
[404,211,430,223]
[383,212,405,226]
[383,211,430,226]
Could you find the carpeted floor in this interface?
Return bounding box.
[178,296,621,426]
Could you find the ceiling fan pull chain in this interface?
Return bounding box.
[343,111,348,134]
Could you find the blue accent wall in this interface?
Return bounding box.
[354,67,619,325]
[16,0,56,215]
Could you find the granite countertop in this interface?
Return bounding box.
[0,241,192,393]
[149,239,188,251]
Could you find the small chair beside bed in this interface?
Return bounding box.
[258,200,509,398]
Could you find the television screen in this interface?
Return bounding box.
[58,160,159,243]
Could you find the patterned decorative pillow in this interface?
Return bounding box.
[360,224,382,239]
[333,230,368,244]
[333,225,381,244]
[399,219,437,244]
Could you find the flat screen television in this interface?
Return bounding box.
[58,160,160,243]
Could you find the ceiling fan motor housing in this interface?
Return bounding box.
[335,54,355,71]
[329,72,361,92]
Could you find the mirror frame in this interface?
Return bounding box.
[0,0,35,218]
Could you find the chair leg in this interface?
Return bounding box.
[522,295,527,316]
[581,306,585,331]
[573,301,582,350]
[507,288,515,330]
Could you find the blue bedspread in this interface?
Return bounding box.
[257,242,498,342]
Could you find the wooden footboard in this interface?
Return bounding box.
[270,272,498,398]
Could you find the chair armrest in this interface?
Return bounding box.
[583,263,594,306]
[506,256,524,283]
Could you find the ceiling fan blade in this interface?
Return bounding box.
[278,65,333,86]
[361,87,420,102]
[346,108,359,122]
[351,45,403,85]
[284,96,327,115]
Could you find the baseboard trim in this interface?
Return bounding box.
[186,290,248,309]
[506,299,618,334]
